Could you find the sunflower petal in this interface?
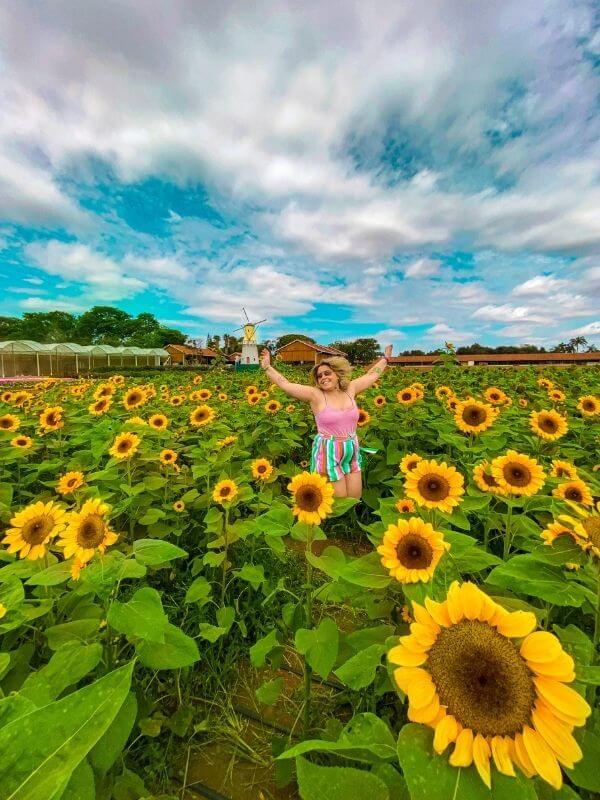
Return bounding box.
[473,734,491,788]
[522,725,562,790]
[491,736,515,776]
[433,714,458,754]
[493,610,537,638]
[520,631,563,663]
[533,678,591,722]
[449,728,474,767]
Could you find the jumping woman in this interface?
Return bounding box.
[259,345,393,499]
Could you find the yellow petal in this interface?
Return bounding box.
[534,677,591,722]
[387,644,427,667]
[522,725,562,790]
[446,582,464,624]
[513,732,536,777]
[408,694,440,724]
[491,736,515,777]
[460,582,484,620]
[408,677,437,709]
[433,714,458,754]
[520,631,563,663]
[412,601,440,633]
[532,707,582,768]
[527,651,575,682]
[473,734,492,789]
[425,596,452,627]
[411,623,438,647]
[393,667,429,695]
[494,610,537,638]
[449,728,474,767]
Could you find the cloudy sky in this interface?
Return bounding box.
[0,0,599,349]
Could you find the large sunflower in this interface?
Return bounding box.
[553,479,593,508]
[251,458,273,481]
[0,414,19,431]
[454,400,498,435]
[404,459,464,513]
[39,406,64,431]
[212,479,239,505]
[397,388,418,405]
[109,432,140,460]
[57,471,85,495]
[1,500,68,560]
[122,386,148,411]
[189,405,215,427]
[377,517,449,583]
[491,451,545,497]
[530,409,568,441]
[389,581,591,789]
[473,460,506,496]
[357,408,370,426]
[149,413,169,430]
[400,453,422,475]
[287,472,335,526]
[57,498,118,563]
[247,394,260,406]
[540,520,588,553]
[578,395,600,416]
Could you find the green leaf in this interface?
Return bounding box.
[344,625,395,652]
[250,629,281,668]
[295,617,339,679]
[203,551,225,568]
[184,576,212,604]
[0,661,133,800]
[486,556,588,607]
[26,562,73,587]
[295,757,389,800]
[20,643,102,706]
[334,644,386,690]
[330,497,359,517]
[0,695,37,729]
[89,692,137,776]
[553,624,594,666]
[137,508,165,526]
[255,505,294,536]
[136,623,199,670]
[0,576,24,610]
[235,563,266,590]
[306,546,347,580]
[340,553,391,589]
[132,539,187,566]
[566,729,600,792]
[57,759,95,800]
[107,587,168,644]
[45,620,99,650]
[144,476,167,491]
[255,677,284,706]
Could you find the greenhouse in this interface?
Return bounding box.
[0,340,169,377]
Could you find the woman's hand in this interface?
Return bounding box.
[384,344,393,359]
[260,348,271,370]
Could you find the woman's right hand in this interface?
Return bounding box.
[260,348,271,370]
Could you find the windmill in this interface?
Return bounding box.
[233,308,267,368]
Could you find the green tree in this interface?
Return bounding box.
[75,306,133,345]
[275,333,316,350]
[329,338,380,363]
[0,316,22,340]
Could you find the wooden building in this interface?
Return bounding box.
[276,340,346,365]
[165,344,218,365]
[387,352,600,368]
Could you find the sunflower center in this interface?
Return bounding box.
[417,474,450,501]
[463,406,486,425]
[0,418,11,429]
[565,487,583,502]
[118,440,132,453]
[555,467,568,477]
[482,472,498,487]
[402,392,412,401]
[220,486,231,497]
[540,416,558,433]
[257,465,267,474]
[396,534,433,569]
[46,413,58,425]
[295,485,323,512]
[583,400,595,411]
[427,620,535,737]
[22,515,55,544]
[76,514,105,548]
[503,463,531,487]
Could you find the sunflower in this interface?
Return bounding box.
[13,391,32,407]
[192,375,203,385]
[122,386,147,411]
[0,414,20,431]
[212,479,239,505]
[1,500,68,560]
[173,500,185,513]
[374,395,386,407]
[110,374,125,387]
[217,435,238,448]
[491,451,545,497]
[300,459,309,468]
[357,408,370,426]
[484,387,507,405]
[149,414,169,430]
[377,517,449,583]
[160,449,178,466]
[245,385,258,396]
[530,409,568,441]
[553,480,593,508]
[412,382,425,391]
[578,395,600,416]
[109,432,141,460]
[260,390,269,398]
[89,397,111,415]
[56,498,118,563]
[218,392,228,401]
[286,404,295,412]
[57,471,85,495]
[93,383,115,400]
[446,396,459,411]
[473,461,506,496]
[405,459,464,513]
[39,406,64,431]
[288,472,335,526]
[537,378,553,389]
[397,388,418,405]
[11,434,32,449]
[265,400,281,414]
[435,385,453,400]
[169,394,185,406]
[198,389,212,401]
[548,389,565,403]
[550,460,578,480]
[559,504,600,558]
[518,398,528,408]
[400,453,423,475]
[389,581,590,790]
[127,416,147,426]
[540,520,587,551]
[190,405,215,427]
[1,391,13,403]
[251,457,273,481]
[454,400,498,435]
[247,395,260,406]
[396,498,416,513]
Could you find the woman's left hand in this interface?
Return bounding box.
[384,344,393,359]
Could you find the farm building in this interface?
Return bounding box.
[387,352,600,368]
[165,344,218,365]
[276,339,346,365]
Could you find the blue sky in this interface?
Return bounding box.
[0,0,599,350]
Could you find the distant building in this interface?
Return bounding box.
[275,339,346,365]
[166,344,218,365]
[387,352,600,368]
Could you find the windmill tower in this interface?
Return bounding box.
[233,309,267,369]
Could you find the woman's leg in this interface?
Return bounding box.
[323,474,348,497]
[344,470,362,499]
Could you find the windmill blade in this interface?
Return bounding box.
[242,307,250,323]
[254,318,267,326]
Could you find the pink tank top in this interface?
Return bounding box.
[314,390,359,437]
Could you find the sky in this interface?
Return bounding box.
[0,0,599,351]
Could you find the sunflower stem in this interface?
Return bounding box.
[303,524,314,737]
[220,506,230,606]
[503,503,513,560]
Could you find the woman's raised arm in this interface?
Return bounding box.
[259,349,317,402]
[349,344,393,396]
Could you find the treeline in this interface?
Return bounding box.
[401,336,595,356]
[0,307,187,348]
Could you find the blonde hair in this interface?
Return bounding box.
[311,357,352,390]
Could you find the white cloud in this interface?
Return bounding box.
[568,321,600,337]
[512,274,568,296]
[372,328,406,343]
[425,322,473,343]
[19,295,87,313]
[404,258,442,278]
[472,304,547,323]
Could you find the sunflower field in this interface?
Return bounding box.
[0,364,599,800]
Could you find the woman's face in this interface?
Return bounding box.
[316,365,338,390]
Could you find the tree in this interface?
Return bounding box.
[569,336,588,353]
[0,316,22,340]
[275,333,316,350]
[75,306,133,345]
[329,338,380,364]
[16,311,77,343]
